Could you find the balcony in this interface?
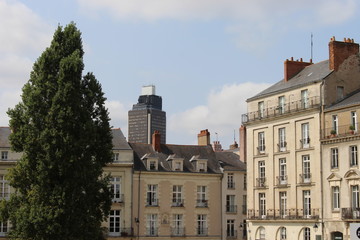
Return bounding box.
[196,227,208,236]
[248,208,319,220]
[321,123,360,140]
[171,199,184,207]
[300,138,310,149]
[226,205,237,213]
[277,142,287,152]
[146,227,158,236]
[170,227,185,236]
[299,173,312,184]
[112,194,124,203]
[226,230,237,239]
[242,96,320,124]
[256,177,267,188]
[342,208,360,220]
[276,175,288,186]
[196,199,208,207]
[146,198,159,207]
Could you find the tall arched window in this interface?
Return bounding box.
[280,227,286,240]
[303,227,310,240]
[256,227,265,240]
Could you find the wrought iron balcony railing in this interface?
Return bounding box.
[196,227,208,236]
[299,173,312,184]
[342,208,360,220]
[256,177,267,188]
[196,199,208,207]
[248,208,320,220]
[170,227,185,236]
[112,193,124,203]
[172,199,184,207]
[242,96,320,124]
[227,182,235,189]
[276,175,288,186]
[146,198,159,206]
[321,122,360,140]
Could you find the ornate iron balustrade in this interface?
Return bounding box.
[170,227,185,236]
[322,122,360,139]
[242,96,320,124]
[342,208,360,219]
[196,199,208,207]
[276,175,288,186]
[248,208,319,220]
[256,177,267,188]
[299,173,312,184]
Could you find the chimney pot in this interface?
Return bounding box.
[198,129,210,146]
[284,57,313,82]
[152,131,161,152]
[329,37,359,71]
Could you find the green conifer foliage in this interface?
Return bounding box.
[1,23,113,240]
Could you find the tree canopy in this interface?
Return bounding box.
[1,22,113,240]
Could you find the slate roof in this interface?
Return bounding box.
[129,142,222,174]
[325,89,360,111]
[0,127,11,148]
[248,60,333,101]
[112,128,132,150]
[0,127,129,150]
[215,152,246,171]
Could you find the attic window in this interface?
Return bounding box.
[113,153,119,162]
[174,161,182,171]
[199,162,206,172]
[336,86,344,101]
[149,160,157,170]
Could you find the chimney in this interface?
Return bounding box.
[212,141,223,152]
[229,141,238,150]
[198,129,210,146]
[284,57,313,82]
[329,37,359,71]
[152,130,161,152]
[239,125,246,162]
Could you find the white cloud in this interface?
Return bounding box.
[106,100,130,136]
[0,90,22,126]
[168,82,270,147]
[317,0,357,25]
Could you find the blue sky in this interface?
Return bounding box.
[1,0,360,148]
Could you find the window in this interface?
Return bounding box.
[227,173,235,189]
[302,155,311,183]
[332,186,340,210]
[331,148,339,169]
[259,193,266,218]
[350,146,358,166]
[197,214,207,236]
[1,151,8,160]
[226,219,236,237]
[332,115,338,134]
[278,128,286,151]
[303,190,311,218]
[279,192,287,218]
[242,195,247,214]
[198,162,206,172]
[197,186,207,207]
[149,160,157,170]
[280,227,287,240]
[0,175,9,199]
[352,111,358,132]
[226,195,236,213]
[244,174,247,190]
[147,184,158,206]
[109,210,120,236]
[337,86,344,101]
[172,214,184,236]
[301,89,308,108]
[172,185,183,207]
[258,101,264,118]
[113,152,119,161]
[147,214,158,236]
[278,96,285,114]
[258,161,266,187]
[303,227,310,240]
[174,161,182,171]
[279,158,287,185]
[301,123,310,148]
[258,132,265,153]
[259,227,265,240]
[0,221,9,237]
[352,185,359,208]
[110,177,122,202]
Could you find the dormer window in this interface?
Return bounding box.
[113,152,119,162]
[149,160,157,170]
[1,151,8,160]
[141,153,159,171]
[190,155,208,173]
[166,154,184,171]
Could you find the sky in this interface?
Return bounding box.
[1,0,360,148]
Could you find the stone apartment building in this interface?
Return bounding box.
[242,37,360,240]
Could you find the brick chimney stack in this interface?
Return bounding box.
[239,125,247,162]
[152,130,161,152]
[284,57,313,82]
[198,129,210,146]
[329,37,359,71]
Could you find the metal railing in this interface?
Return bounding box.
[172,199,184,207]
[299,173,311,184]
[196,199,208,207]
[322,122,360,139]
[146,227,158,236]
[112,194,124,203]
[256,177,267,188]
[226,205,237,213]
[146,198,159,206]
[170,227,185,236]
[226,230,237,239]
[242,96,321,124]
[248,208,320,220]
[196,227,208,236]
[276,175,288,186]
[342,208,360,219]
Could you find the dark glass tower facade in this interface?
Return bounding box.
[128,86,166,144]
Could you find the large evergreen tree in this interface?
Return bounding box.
[1,23,113,240]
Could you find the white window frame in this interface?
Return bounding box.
[0,221,9,237]
[110,177,122,202]
[332,115,338,134]
[350,146,358,166]
[301,89,308,108]
[280,191,287,218]
[303,190,311,218]
[147,184,158,206]
[109,210,121,236]
[278,128,286,152]
[258,161,265,186]
[280,227,286,240]
[226,195,236,212]
[278,96,285,114]
[0,175,9,199]
[352,185,359,209]
[302,155,311,183]
[301,123,310,148]
[227,173,235,189]
[331,148,339,169]
[147,214,158,236]
[172,214,183,236]
[197,186,207,207]
[226,219,235,237]
[1,151,8,160]
[279,158,287,184]
[258,101,264,118]
[172,185,183,206]
[352,111,358,132]
[332,186,340,210]
[259,193,266,218]
[197,214,207,236]
[258,132,265,153]
[303,227,311,240]
[113,152,119,162]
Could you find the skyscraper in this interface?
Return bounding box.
[128,85,166,144]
